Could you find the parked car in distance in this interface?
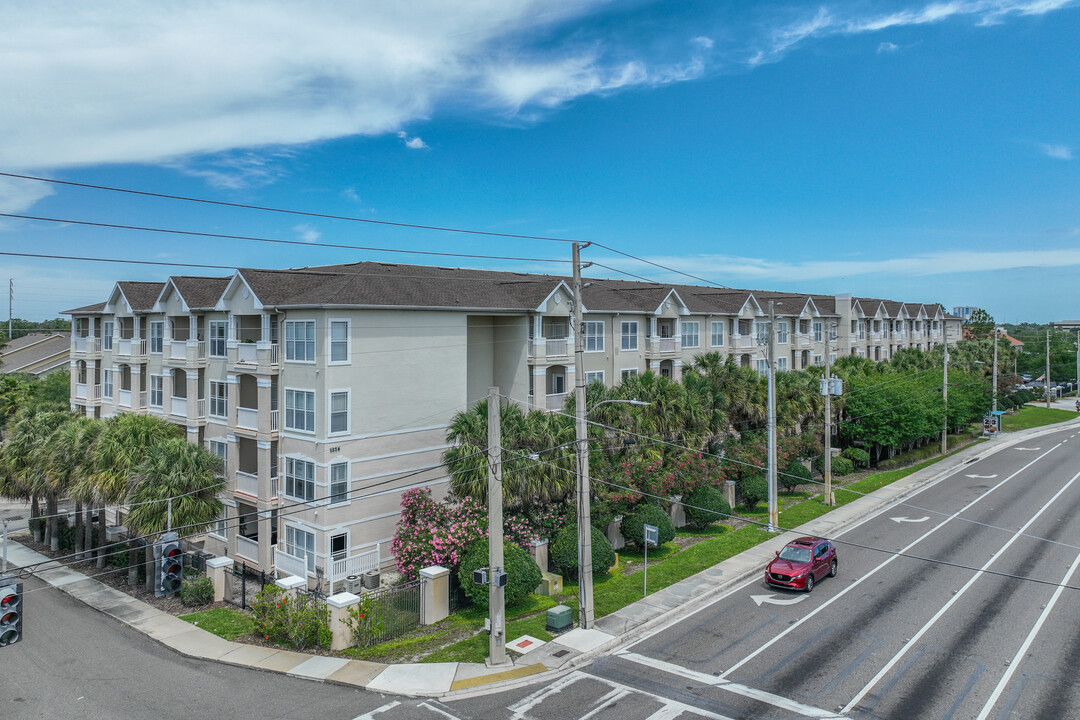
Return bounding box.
[765,536,837,593]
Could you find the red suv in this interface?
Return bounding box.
[765,536,837,593]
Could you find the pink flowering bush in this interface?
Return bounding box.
[391,488,548,580]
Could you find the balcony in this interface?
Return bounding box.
[115,338,147,359]
[236,535,259,563]
[795,334,812,348]
[74,383,102,402]
[235,470,259,498]
[734,335,755,349]
[170,396,187,417]
[237,406,259,431]
[73,336,102,356]
[546,393,568,411]
[648,337,677,357]
[231,341,280,371]
[117,389,132,408]
[166,339,208,367]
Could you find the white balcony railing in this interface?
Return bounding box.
[237,342,258,364]
[74,336,101,354]
[274,547,307,578]
[236,470,258,497]
[116,338,147,357]
[171,396,187,417]
[735,335,754,349]
[75,383,87,400]
[117,389,131,408]
[654,337,676,353]
[796,335,811,348]
[236,535,259,562]
[330,545,380,582]
[270,409,279,432]
[546,393,568,411]
[139,391,147,408]
[545,339,567,357]
[237,406,259,431]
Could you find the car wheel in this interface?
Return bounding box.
[804,575,814,593]
[829,559,837,578]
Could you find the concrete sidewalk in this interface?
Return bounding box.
[7,416,1079,699]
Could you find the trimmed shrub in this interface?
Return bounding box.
[737,474,768,509]
[620,504,676,549]
[457,539,542,608]
[550,524,616,579]
[842,447,871,468]
[178,573,214,607]
[251,584,332,651]
[831,456,855,476]
[779,462,812,492]
[683,485,731,529]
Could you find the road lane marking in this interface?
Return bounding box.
[507,672,588,717]
[975,549,1080,720]
[889,516,930,523]
[752,594,807,606]
[718,443,1062,683]
[418,701,462,719]
[1013,447,1041,451]
[964,474,998,479]
[617,652,844,719]
[578,688,631,720]
[352,701,400,720]
[840,463,1080,714]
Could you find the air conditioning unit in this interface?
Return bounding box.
[362,570,380,590]
[343,575,363,594]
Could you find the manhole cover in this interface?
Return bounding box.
[552,649,570,658]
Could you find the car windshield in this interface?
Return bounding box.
[778,546,812,563]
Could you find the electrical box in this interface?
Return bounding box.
[535,571,563,596]
[546,604,573,633]
[492,571,508,587]
[473,569,488,585]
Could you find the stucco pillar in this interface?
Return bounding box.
[529,539,549,573]
[327,592,364,650]
[206,556,234,603]
[722,481,736,511]
[419,565,450,625]
[257,377,273,434]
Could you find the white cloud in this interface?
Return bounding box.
[877,41,900,53]
[398,131,428,149]
[1041,143,1074,160]
[632,246,1080,283]
[293,224,321,243]
[0,176,54,215]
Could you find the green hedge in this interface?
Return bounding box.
[550,524,616,579]
[737,474,768,509]
[620,504,676,549]
[842,447,870,468]
[683,485,731,529]
[779,462,811,492]
[457,540,542,607]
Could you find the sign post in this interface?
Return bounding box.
[643,523,658,597]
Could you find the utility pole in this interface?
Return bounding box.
[941,324,949,455]
[767,301,778,532]
[1075,330,1078,402]
[487,386,507,666]
[1046,330,1051,409]
[7,279,12,341]
[572,242,595,629]
[992,328,999,414]
[823,323,834,506]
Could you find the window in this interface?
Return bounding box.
[812,354,824,367]
[585,371,605,385]
[150,322,164,353]
[284,457,316,501]
[858,321,866,339]
[331,533,348,562]
[621,368,638,380]
[286,525,316,573]
[210,507,228,539]
[150,375,163,407]
[208,321,227,357]
[583,321,604,352]
[103,321,114,350]
[682,322,700,349]
[621,321,638,351]
[756,359,769,376]
[209,440,227,476]
[209,381,227,417]
[710,321,725,347]
[103,369,114,399]
[285,320,316,362]
[756,322,770,344]
[329,391,349,434]
[330,462,349,505]
[329,320,349,363]
[777,357,788,371]
[777,321,789,344]
[813,321,823,343]
[829,353,837,365]
[285,389,315,432]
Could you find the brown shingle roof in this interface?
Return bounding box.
[117,281,166,311]
[63,301,107,314]
[171,276,230,310]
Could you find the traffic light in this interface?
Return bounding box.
[0,576,23,647]
[156,532,183,596]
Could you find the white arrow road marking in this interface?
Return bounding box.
[965,474,998,479]
[889,516,930,523]
[1013,447,1041,451]
[752,593,808,606]
[352,701,400,720]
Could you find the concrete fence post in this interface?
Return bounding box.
[529,538,549,573]
[205,556,234,603]
[326,592,363,651]
[419,565,450,625]
[723,481,736,511]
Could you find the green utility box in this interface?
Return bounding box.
[536,571,563,597]
[546,604,573,632]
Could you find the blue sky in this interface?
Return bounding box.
[1,1,1077,323]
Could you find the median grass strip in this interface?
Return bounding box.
[1003,405,1078,431]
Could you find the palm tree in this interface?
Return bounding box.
[0,407,72,546]
[47,416,101,559]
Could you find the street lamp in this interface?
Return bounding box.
[575,397,650,630]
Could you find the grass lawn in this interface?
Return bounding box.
[1002,405,1078,431]
[179,607,254,640]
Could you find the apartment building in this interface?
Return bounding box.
[65,262,961,586]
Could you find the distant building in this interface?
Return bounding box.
[952,306,979,323]
[0,332,70,377]
[1050,321,1080,333]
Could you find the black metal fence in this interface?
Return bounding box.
[228,562,273,610]
[355,579,421,646]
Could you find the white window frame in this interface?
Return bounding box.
[285,524,316,574]
[621,368,639,380]
[103,321,114,351]
[777,357,788,371]
[102,369,114,399]
[755,359,769,376]
[710,321,725,347]
[328,319,350,365]
[284,320,316,363]
[284,457,316,502]
[829,353,837,365]
[209,380,228,418]
[621,321,638,351]
[285,389,316,432]
[149,375,163,407]
[813,321,823,343]
[812,354,824,367]
[681,321,700,349]
[585,371,605,385]
[208,321,228,357]
[150,321,164,354]
[777,321,789,344]
[329,390,349,435]
[329,461,349,506]
[583,321,604,352]
[210,506,228,539]
[330,531,349,563]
